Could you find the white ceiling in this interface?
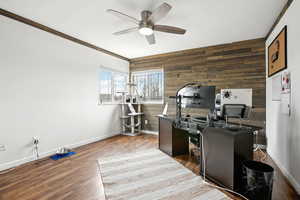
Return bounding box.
[0,0,287,59]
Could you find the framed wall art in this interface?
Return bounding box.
[268,26,287,77]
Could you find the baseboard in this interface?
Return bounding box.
[141,130,158,135]
[0,155,36,172]
[0,133,120,172]
[267,150,300,194]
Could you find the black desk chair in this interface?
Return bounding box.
[221,104,248,127]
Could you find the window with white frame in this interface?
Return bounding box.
[131,69,164,103]
[98,67,128,104]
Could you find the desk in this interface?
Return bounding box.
[158,116,254,192]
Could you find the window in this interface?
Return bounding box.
[98,67,128,104]
[99,69,113,103]
[114,73,127,101]
[131,69,164,103]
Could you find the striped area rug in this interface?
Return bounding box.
[97,149,231,200]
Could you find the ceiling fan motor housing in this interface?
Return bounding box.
[139,10,154,35]
[141,10,152,23]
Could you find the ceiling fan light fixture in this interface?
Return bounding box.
[108,3,186,45]
[139,27,153,36]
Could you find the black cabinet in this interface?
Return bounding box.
[200,127,253,192]
[158,117,189,157]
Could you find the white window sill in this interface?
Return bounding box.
[98,103,120,105]
[98,102,164,105]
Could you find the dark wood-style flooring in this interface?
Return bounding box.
[0,134,299,200]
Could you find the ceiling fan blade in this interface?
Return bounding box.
[106,9,140,25]
[145,34,155,45]
[154,25,186,34]
[148,3,172,23]
[113,27,139,36]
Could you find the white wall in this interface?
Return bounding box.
[265,0,300,194]
[0,16,129,170]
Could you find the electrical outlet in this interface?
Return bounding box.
[145,120,148,125]
[0,144,6,151]
[33,137,39,145]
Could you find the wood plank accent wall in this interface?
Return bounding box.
[130,38,266,131]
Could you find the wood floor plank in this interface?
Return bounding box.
[0,134,299,200]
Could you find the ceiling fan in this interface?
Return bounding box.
[107,2,186,45]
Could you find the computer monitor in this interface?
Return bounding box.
[177,85,216,111]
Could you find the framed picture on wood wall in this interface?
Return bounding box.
[268,26,287,77]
